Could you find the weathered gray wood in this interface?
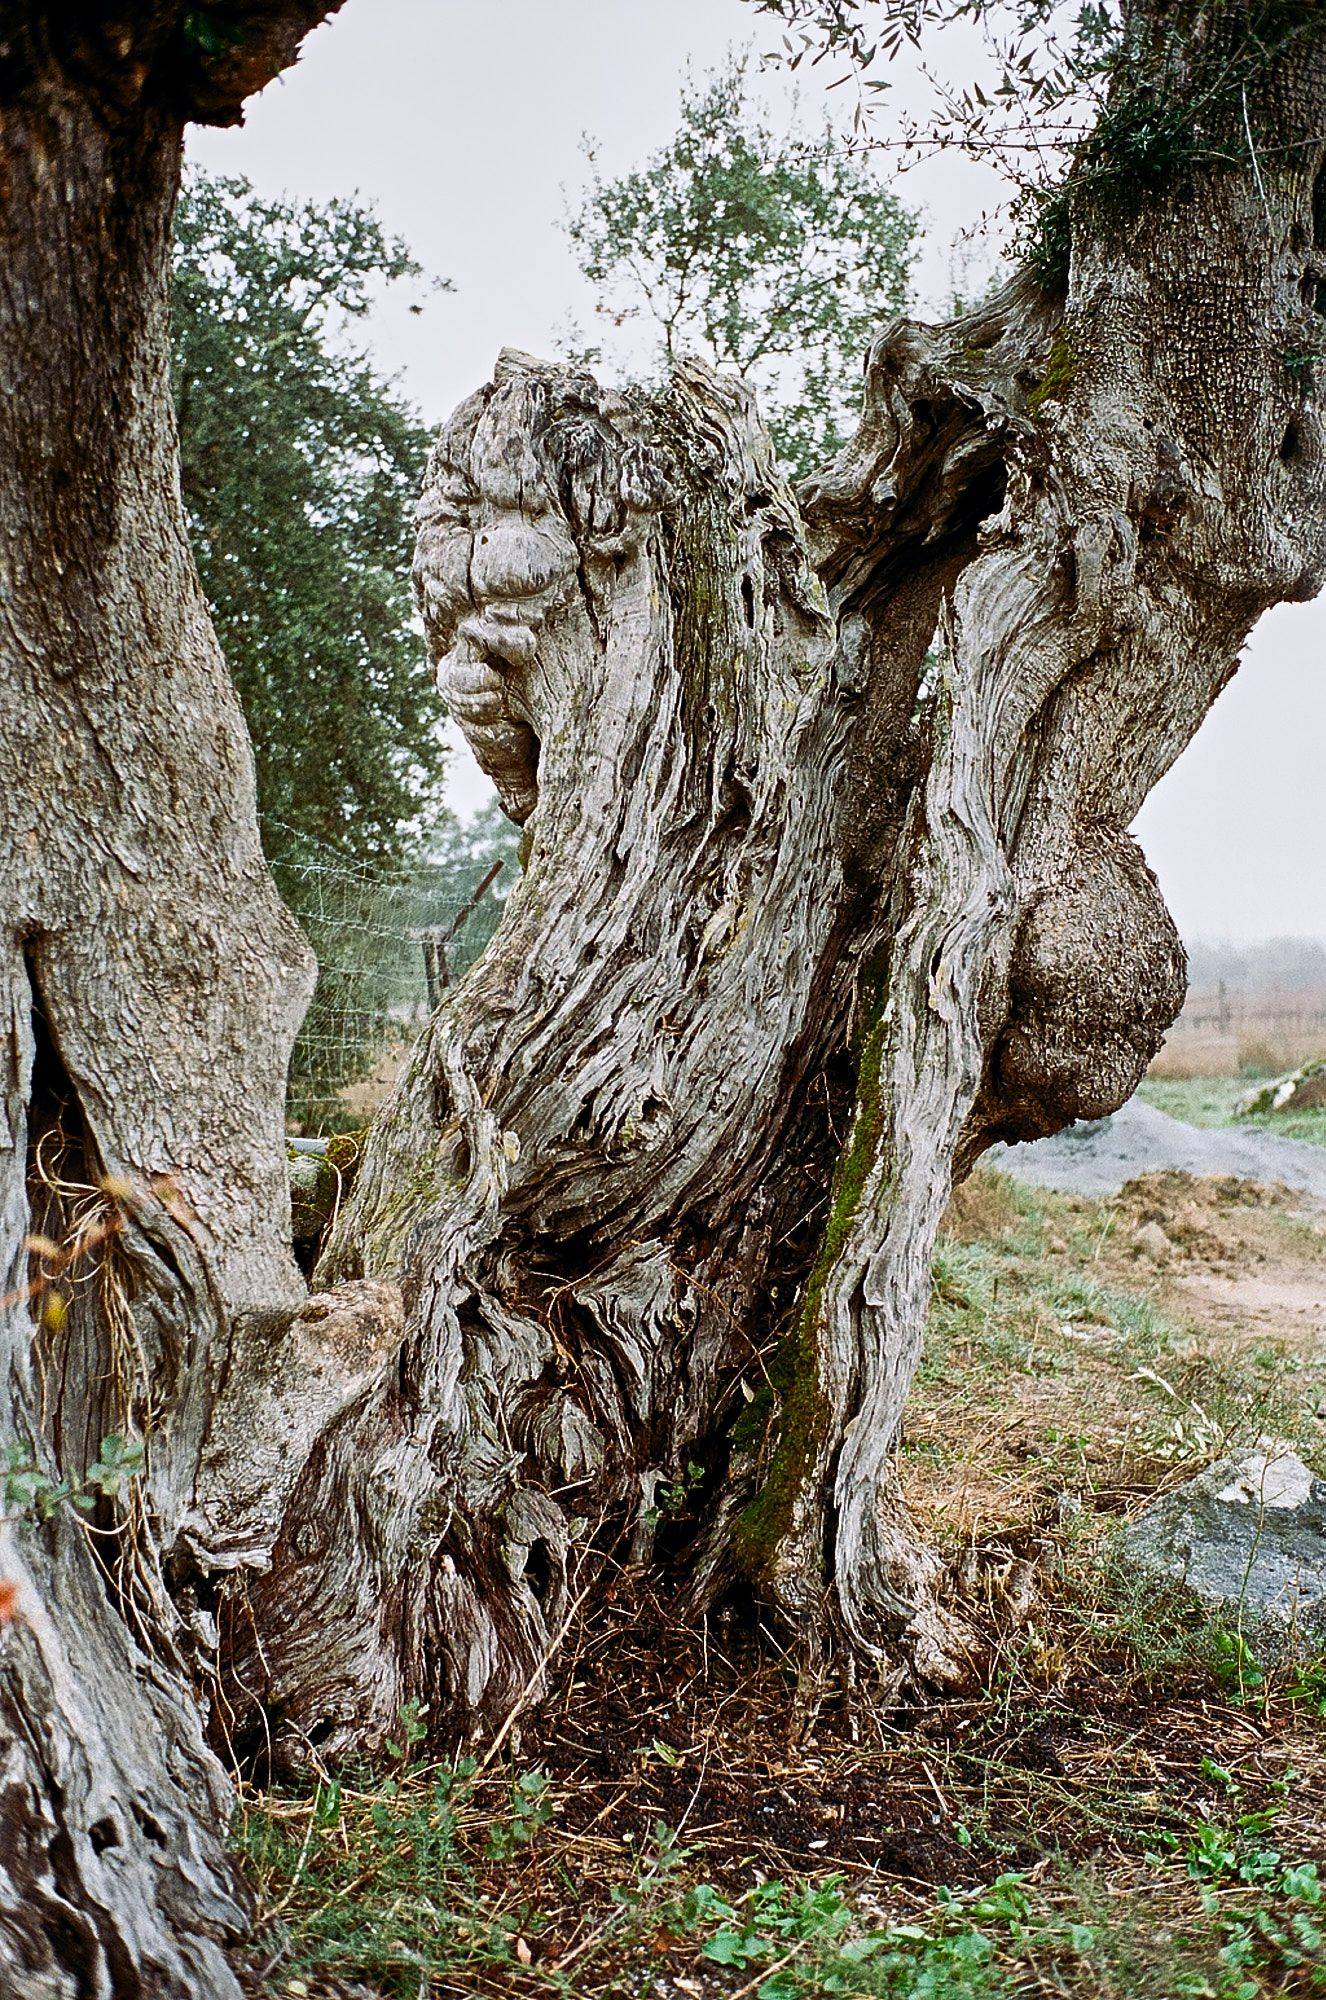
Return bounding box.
[265,18,1326,1727]
[0,10,339,1992]
[783,61,1326,1665]
[244,352,857,1747]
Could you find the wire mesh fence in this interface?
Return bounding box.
[1152,984,1326,1081]
[262,819,516,1132]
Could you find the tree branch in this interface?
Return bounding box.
[166,1,348,126]
[0,4,347,123]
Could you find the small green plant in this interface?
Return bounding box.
[615,1818,694,1910]
[238,1757,558,1994]
[1,1432,144,1523]
[655,1460,707,1513]
[484,1769,552,1860]
[384,1698,429,1761]
[661,1869,1013,1997]
[1285,345,1322,385]
[85,1432,145,1500]
[1212,1628,1268,1706]
[1282,1655,1326,1717]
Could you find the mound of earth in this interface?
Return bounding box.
[992,1095,1326,1198]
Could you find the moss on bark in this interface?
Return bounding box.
[734,988,889,1578]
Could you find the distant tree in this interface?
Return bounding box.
[171,170,448,868]
[565,56,914,474]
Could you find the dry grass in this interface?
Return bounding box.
[1149,1029,1326,1082]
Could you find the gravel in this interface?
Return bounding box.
[991,1095,1326,1199]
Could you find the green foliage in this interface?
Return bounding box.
[384,1698,429,1762]
[171,170,448,872]
[85,1431,145,1501]
[2,1432,144,1522]
[565,56,914,476]
[241,1761,1326,1999]
[239,1763,511,1996]
[1209,1627,1326,1719]
[747,1,1326,284]
[170,176,532,1128]
[484,1771,553,1861]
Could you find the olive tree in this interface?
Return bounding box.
[172,170,446,870]
[565,53,915,472]
[1,3,1324,1993]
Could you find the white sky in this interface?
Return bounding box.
[190,0,1324,943]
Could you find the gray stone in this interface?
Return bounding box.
[288,1140,341,1246]
[1119,1444,1326,1652]
[1236,1058,1326,1119]
[1132,1219,1173,1262]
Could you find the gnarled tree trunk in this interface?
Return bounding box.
[0,8,342,1993]
[230,14,1326,1755]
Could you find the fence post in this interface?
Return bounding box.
[419,858,505,1015]
[421,933,447,1011]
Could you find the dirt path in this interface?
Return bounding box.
[1176,1266,1326,1348]
[993,1094,1326,1198]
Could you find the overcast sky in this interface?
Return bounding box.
[190,0,1323,944]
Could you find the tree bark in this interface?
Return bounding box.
[778,14,1326,1660]
[0,8,340,1993]
[4,5,1326,1995]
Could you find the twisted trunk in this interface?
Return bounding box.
[232,23,1326,1748]
[228,26,1326,1749]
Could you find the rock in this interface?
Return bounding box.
[287,1131,364,1250]
[1132,1219,1173,1262]
[1119,1443,1326,1653]
[288,1141,337,1245]
[1236,1057,1326,1119]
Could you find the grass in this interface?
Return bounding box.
[925,1171,1326,1490]
[238,1169,1326,1998]
[1139,1076,1326,1150]
[238,1747,1326,1997]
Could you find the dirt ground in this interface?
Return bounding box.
[926,1167,1325,1533]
